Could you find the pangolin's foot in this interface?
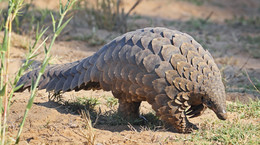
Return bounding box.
[166,109,199,133]
[179,118,198,133]
[118,99,141,120]
[181,122,198,133]
[167,121,198,133]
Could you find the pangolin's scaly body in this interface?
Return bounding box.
[16,27,227,133]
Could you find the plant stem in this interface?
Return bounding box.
[1,10,12,145]
[0,1,25,144]
[15,71,43,144]
[15,1,76,143]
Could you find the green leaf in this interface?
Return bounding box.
[26,60,35,68]
[1,28,8,52]
[44,43,47,54]
[59,0,64,15]
[40,57,51,73]
[38,27,48,40]
[64,0,71,11]
[67,0,77,11]
[50,12,56,32]
[30,78,35,91]
[27,95,35,109]
[55,16,72,36]
[36,23,39,39]
[14,84,23,92]
[28,53,40,60]
[0,84,6,96]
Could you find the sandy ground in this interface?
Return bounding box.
[1,0,259,144]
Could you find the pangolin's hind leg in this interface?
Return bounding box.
[118,99,141,119]
[112,92,141,119]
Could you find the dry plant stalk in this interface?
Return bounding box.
[80,110,96,145]
[0,1,24,144]
[244,69,260,94]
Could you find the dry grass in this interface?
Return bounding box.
[80,110,96,145]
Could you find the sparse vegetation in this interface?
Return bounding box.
[65,96,100,112]
[227,100,260,119]
[241,35,260,58]
[185,18,209,30]
[179,0,206,6]
[96,110,162,128]
[238,76,260,92]
[104,95,118,108]
[178,101,260,144]
[0,2,51,35]
[226,16,260,28]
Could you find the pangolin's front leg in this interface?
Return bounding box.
[186,104,207,118]
[153,92,196,133]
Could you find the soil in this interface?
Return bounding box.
[1,0,260,144]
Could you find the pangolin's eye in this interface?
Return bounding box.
[206,100,213,107]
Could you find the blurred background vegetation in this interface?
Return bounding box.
[0,0,259,51]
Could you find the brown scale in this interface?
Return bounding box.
[165,86,179,99]
[191,57,204,68]
[176,61,192,77]
[170,54,187,69]
[186,50,200,64]
[152,78,168,93]
[165,70,179,85]
[161,45,180,61]
[151,37,171,54]
[190,71,200,82]
[180,43,197,57]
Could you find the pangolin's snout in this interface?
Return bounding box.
[216,110,227,120]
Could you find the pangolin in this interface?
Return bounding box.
[16,27,227,133]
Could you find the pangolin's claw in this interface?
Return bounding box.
[186,104,206,117]
[182,122,198,133]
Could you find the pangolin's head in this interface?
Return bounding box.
[202,80,227,120]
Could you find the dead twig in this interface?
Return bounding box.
[93,107,101,127]
[239,56,250,71]
[127,122,138,132]
[204,11,213,23]
[244,69,260,94]
[125,0,142,18]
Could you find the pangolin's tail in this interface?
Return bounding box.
[15,56,100,93]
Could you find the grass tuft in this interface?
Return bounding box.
[178,100,260,144]
[104,95,118,108]
[65,96,100,112]
[80,110,96,145]
[227,100,260,119]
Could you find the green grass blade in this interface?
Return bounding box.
[0,84,6,96]
[50,12,56,32]
[55,16,72,36]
